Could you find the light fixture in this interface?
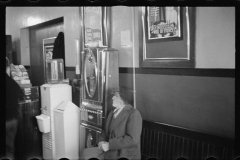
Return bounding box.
[27,17,41,26]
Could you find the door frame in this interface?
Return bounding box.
[28,17,64,86]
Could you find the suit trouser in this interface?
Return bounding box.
[80,147,105,160]
[6,119,18,160]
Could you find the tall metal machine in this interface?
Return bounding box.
[79,46,119,152]
[78,6,120,153]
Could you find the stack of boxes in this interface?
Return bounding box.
[10,64,32,88]
[9,64,39,103]
[18,86,39,103]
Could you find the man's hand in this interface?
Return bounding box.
[98,141,106,150]
[101,142,109,152]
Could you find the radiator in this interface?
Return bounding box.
[141,121,235,160]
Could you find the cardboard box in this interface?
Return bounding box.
[19,86,39,103]
[20,79,30,84]
[22,72,28,76]
[20,83,32,88]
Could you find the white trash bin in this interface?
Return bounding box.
[36,114,51,133]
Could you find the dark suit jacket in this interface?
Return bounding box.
[97,104,142,160]
[52,32,66,78]
[6,73,24,121]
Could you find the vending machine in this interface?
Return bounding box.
[79,47,119,151]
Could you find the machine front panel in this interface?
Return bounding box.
[80,101,103,127]
[85,128,100,148]
[80,123,102,148]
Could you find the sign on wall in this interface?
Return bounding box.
[146,7,182,42]
[83,7,103,44]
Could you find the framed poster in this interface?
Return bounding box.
[140,7,196,68]
[146,7,183,42]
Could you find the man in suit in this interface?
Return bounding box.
[5,57,24,159]
[81,88,142,160]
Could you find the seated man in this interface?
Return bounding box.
[81,88,142,160]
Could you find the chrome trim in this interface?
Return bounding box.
[84,49,98,98]
[100,49,106,102]
[142,7,146,61]
[81,123,102,133]
[99,113,103,126]
[104,51,109,108]
[103,7,108,45]
[80,107,103,114]
[186,7,190,60]
[97,49,101,102]
[100,7,104,46]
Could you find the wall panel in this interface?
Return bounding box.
[135,73,235,138]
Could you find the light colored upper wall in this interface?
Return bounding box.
[6,7,235,68]
[110,6,139,68]
[6,7,81,67]
[106,7,236,68]
[195,7,235,68]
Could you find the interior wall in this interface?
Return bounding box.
[110,6,139,68]
[116,7,235,139]
[6,7,235,68]
[110,7,235,69]
[6,7,235,138]
[6,7,81,67]
[195,7,235,68]
[135,74,235,138]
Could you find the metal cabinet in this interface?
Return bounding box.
[80,47,119,152]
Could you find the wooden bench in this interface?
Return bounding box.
[141,120,235,160]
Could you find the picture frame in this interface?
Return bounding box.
[145,7,183,43]
[139,7,196,68]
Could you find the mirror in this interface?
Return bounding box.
[43,37,56,82]
[84,50,98,98]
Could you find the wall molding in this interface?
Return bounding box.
[66,67,235,78]
[66,67,76,71]
[119,67,235,78]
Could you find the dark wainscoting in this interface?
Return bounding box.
[67,67,235,78]
[141,120,235,160]
[66,67,76,71]
[119,68,235,78]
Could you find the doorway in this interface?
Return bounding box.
[29,17,64,86]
